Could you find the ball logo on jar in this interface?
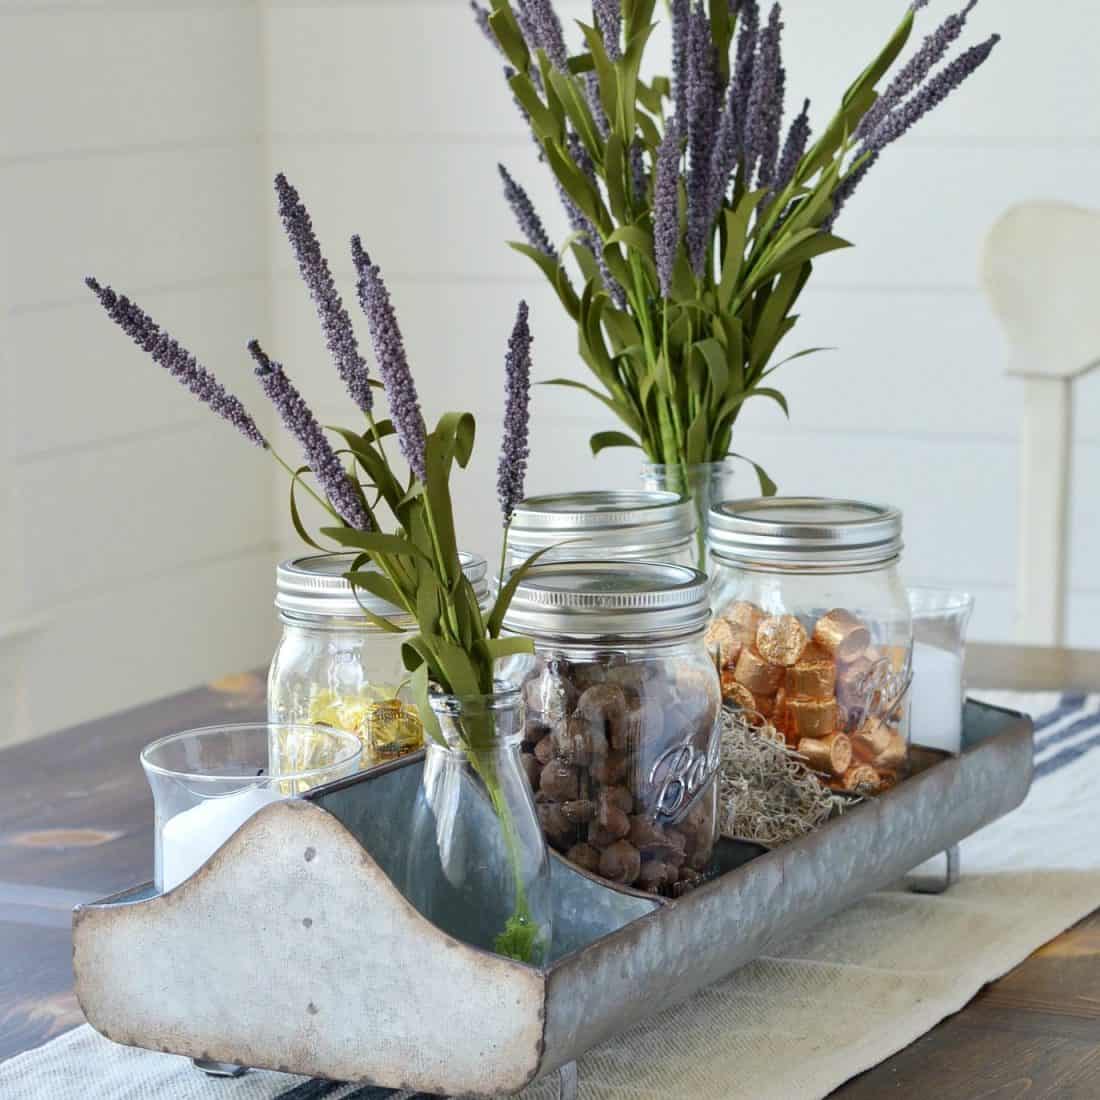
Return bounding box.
[649,737,721,821]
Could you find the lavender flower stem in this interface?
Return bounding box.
[497,300,533,525]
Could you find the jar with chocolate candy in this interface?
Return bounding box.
[500,560,720,897]
[269,553,490,767]
[504,490,697,571]
[707,498,913,797]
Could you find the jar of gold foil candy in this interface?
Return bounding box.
[269,553,490,767]
[500,560,720,897]
[707,499,913,797]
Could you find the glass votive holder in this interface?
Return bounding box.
[141,723,361,894]
[907,588,975,756]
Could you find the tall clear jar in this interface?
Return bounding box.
[504,490,697,571]
[642,459,736,573]
[268,552,489,767]
[501,560,720,897]
[708,498,913,797]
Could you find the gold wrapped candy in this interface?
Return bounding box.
[362,699,424,762]
[785,696,838,739]
[705,616,742,668]
[726,601,765,643]
[756,615,809,667]
[813,610,871,662]
[834,764,882,794]
[798,733,853,777]
[785,643,837,698]
[850,718,894,762]
[753,691,776,719]
[733,647,784,696]
[720,672,757,713]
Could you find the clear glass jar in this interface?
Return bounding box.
[501,560,720,897]
[505,490,696,571]
[708,498,913,797]
[268,552,489,767]
[404,689,552,966]
[641,459,736,573]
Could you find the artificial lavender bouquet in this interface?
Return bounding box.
[475,0,998,560]
[87,174,549,962]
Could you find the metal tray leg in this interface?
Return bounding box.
[557,1061,578,1100]
[907,844,960,895]
[193,1059,249,1078]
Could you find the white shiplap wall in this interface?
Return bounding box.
[3,0,1099,743]
[260,0,1100,649]
[1,1,278,744]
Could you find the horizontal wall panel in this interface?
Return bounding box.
[26,548,278,736]
[12,281,268,458]
[263,0,1100,143]
[7,144,265,309]
[1,7,260,160]
[18,423,273,606]
[265,138,1100,295]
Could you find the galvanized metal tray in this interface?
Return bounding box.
[72,700,1033,1097]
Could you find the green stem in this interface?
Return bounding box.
[271,449,339,520]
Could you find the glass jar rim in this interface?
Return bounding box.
[140,723,362,784]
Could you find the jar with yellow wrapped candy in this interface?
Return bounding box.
[268,553,490,768]
[707,498,912,796]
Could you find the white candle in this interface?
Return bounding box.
[161,786,283,892]
[909,641,964,754]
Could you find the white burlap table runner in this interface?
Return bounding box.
[3,690,1098,1100]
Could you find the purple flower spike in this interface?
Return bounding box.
[654,124,683,298]
[857,0,980,142]
[729,0,759,157]
[249,340,369,531]
[470,1,500,52]
[629,138,648,204]
[497,301,533,525]
[523,0,569,72]
[274,174,373,415]
[744,4,782,183]
[864,33,1000,157]
[584,71,611,139]
[85,277,266,448]
[351,237,428,483]
[593,0,622,62]
[774,97,811,195]
[671,0,691,128]
[499,164,557,260]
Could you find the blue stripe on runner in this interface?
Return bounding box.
[277,1082,345,1099]
[1033,692,1090,737]
[340,1086,405,1099]
[1035,727,1100,780]
[1034,707,1100,759]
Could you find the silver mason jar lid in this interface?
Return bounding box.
[708,497,903,571]
[501,559,711,641]
[276,551,489,622]
[508,490,695,556]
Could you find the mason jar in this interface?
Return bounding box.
[708,498,913,797]
[501,560,720,897]
[504,490,697,571]
[268,552,490,767]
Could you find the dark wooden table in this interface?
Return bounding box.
[2,646,1099,1096]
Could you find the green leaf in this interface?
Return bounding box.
[842,10,913,110]
[509,72,560,144]
[718,190,766,310]
[486,543,564,639]
[342,570,406,611]
[320,527,432,563]
[476,636,536,663]
[590,430,642,455]
[694,337,729,396]
[508,241,580,319]
[743,232,851,298]
[488,4,531,73]
[761,346,836,377]
[685,407,709,465]
[545,139,611,234]
[288,466,327,552]
[603,134,628,222]
[729,451,778,497]
[749,387,790,418]
[407,659,444,746]
[605,225,657,279]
